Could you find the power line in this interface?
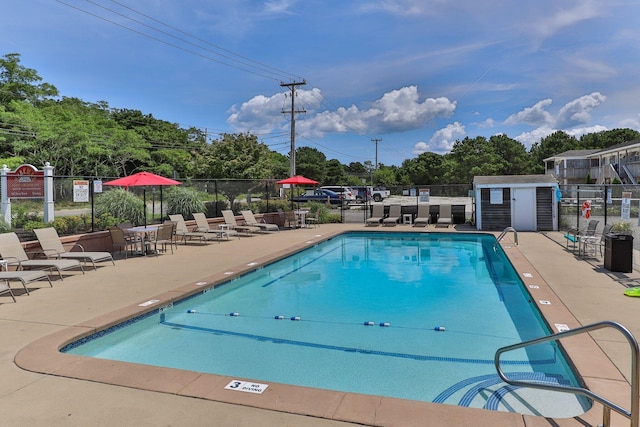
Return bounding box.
[55,0,297,82]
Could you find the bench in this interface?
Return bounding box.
[564,232,579,252]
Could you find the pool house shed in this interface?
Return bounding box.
[473,175,559,232]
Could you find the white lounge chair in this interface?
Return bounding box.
[436,204,452,228]
[240,210,279,232]
[169,214,219,244]
[366,204,385,226]
[221,210,260,235]
[0,270,53,300]
[192,212,238,240]
[0,232,84,280]
[383,205,402,226]
[34,227,114,270]
[413,204,430,227]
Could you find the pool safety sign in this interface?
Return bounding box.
[73,180,89,202]
[225,380,268,394]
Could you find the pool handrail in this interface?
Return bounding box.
[494,226,518,250]
[494,320,639,427]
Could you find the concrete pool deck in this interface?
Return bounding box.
[1,224,639,426]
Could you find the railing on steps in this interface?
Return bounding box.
[494,226,517,250]
[495,320,639,427]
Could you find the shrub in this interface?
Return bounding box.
[164,186,206,220]
[95,188,145,226]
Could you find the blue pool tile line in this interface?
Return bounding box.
[159,320,556,367]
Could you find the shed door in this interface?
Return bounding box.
[512,188,536,231]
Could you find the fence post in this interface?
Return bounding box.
[43,162,55,223]
[1,164,10,226]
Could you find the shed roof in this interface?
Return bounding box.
[473,174,557,186]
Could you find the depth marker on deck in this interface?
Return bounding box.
[138,299,160,307]
[224,380,268,394]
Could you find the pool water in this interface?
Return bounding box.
[64,232,590,416]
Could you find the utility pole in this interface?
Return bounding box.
[281,80,306,176]
[371,138,381,169]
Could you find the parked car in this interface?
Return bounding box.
[291,188,344,205]
[319,186,357,204]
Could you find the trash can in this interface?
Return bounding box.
[604,233,634,273]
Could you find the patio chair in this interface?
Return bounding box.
[366,204,385,226]
[283,211,300,228]
[151,223,175,255]
[565,219,599,252]
[34,227,114,270]
[109,227,137,259]
[0,270,53,299]
[413,204,430,227]
[305,210,320,228]
[383,205,402,226]
[192,212,238,240]
[169,214,219,244]
[0,232,84,280]
[240,210,279,232]
[221,210,260,235]
[436,205,453,228]
[581,223,612,258]
[163,220,180,251]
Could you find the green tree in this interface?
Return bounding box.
[0,53,58,106]
[295,146,327,182]
[579,128,640,149]
[324,159,346,184]
[402,152,445,184]
[372,165,398,186]
[444,136,501,183]
[528,131,580,173]
[195,133,273,179]
[488,134,534,175]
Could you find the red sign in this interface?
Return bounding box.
[7,164,44,198]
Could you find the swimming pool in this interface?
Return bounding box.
[63,232,590,416]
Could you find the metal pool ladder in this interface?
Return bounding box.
[495,320,639,427]
[494,226,517,250]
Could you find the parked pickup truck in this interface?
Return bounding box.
[371,187,390,202]
[291,188,343,205]
[351,186,390,202]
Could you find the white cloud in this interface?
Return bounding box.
[504,92,607,137]
[505,99,554,126]
[226,93,288,134]
[513,126,556,148]
[528,1,601,40]
[228,85,456,138]
[557,92,606,125]
[565,125,608,138]
[412,141,429,155]
[413,122,466,154]
[620,114,640,131]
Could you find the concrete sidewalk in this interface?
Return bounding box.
[0,224,638,426]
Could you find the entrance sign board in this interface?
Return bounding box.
[7,164,44,198]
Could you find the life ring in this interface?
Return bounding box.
[581,200,591,219]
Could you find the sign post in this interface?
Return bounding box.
[0,163,51,226]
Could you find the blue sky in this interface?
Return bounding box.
[2,1,640,166]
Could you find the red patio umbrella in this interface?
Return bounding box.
[104,172,181,225]
[277,175,319,209]
[276,175,319,186]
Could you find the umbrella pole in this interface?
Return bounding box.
[143,189,147,227]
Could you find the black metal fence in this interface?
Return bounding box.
[9,177,640,234]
